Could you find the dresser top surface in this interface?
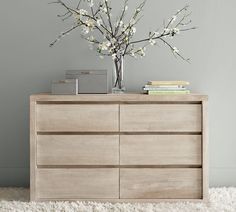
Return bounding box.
[30,93,208,102]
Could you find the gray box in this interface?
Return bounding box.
[51,79,78,95]
[66,70,108,94]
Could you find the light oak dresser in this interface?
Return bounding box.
[30,93,208,202]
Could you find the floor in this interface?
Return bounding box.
[0,187,236,211]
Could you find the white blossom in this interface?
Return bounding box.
[122,24,128,32]
[154,31,160,37]
[85,18,95,29]
[130,18,135,25]
[138,47,146,57]
[99,41,111,51]
[87,0,94,7]
[173,28,180,34]
[164,28,170,34]
[73,12,81,22]
[130,51,136,57]
[149,39,156,45]
[130,27,136,35]
[82,26,89,34]
[78,9,88,15]
[111,38,117,44]
[171,15,177,23]
[112,38,117,43]
[112,53,117,60]
[118,21,123,27]
[100,6,107,13]
[88,35,95,42]
[173,47,179,54]
[96,19,103,26]
[169,28,180,37]
[108,46,115,53]
[125,5,128,11]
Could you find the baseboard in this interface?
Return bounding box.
[0,167,29,187]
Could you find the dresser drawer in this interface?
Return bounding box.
[36,104,119,132]
[120,168,202,199]
[37,135,119,165]
[120,104,202,132]
[36,168,119,199]
[120,135,201,165]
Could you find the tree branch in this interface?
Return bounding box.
[76,0,82,9]
[159,37,190,62]
[104,0,114,35]
[114,0,128,36]
[49,25,80,47]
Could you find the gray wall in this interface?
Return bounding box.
[0,0,235,187]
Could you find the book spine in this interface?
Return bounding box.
[145,85,185,88]
[148,81,190,86]
[143,87,187,91]
[148,90,190,95]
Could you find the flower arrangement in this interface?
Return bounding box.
[50,0,196,93]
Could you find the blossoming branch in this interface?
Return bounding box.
[49,0,196,62]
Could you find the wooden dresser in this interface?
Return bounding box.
[30,93,208,202]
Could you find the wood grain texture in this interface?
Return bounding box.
[36,104,119,132]
[37,135,119,165]
[202,100,209,201]
[30,96,36,201]
[36,169,119,199]
[35,198,206,203]
[31,93,208,102]
[120,135,202,165]
[120,104,202,132]
[30,93,208,202]
[120,168,202,199]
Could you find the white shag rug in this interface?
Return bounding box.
[0,188,236,212]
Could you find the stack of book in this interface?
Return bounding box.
[143,81,190,95]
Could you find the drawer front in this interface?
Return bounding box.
[37,135,119,165]
[36,169,119,199]
[120,168,202,199]
[120,104,202,132]
[36,104,119,132]
[120,135,201,165]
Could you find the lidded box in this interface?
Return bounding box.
[51,79,78,95]
[66,70,108,94]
